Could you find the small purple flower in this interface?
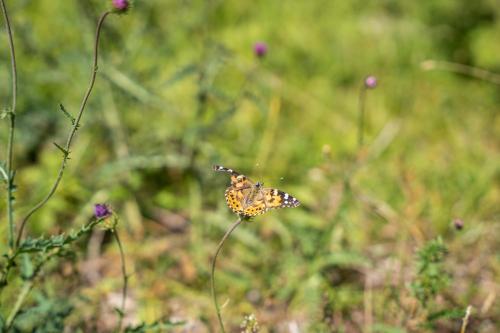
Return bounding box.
[254,42,268,58]
[364,75,378,89]
[94,204,112,219]
[112,0,129,11]
[453,218,464,230]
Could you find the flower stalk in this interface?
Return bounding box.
[1,0,18,251]
[16,11,112,248]
[211,217,243,333]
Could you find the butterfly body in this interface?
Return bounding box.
[214,165,300,217]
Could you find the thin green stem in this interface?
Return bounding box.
[1,0,18,250]
[421,60,500,85]
[113,229,128,333]
[16,11,112,248]
[357,85,367,148]
[5,279,33,328]
[211,217,242,333]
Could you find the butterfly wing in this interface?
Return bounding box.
[224,188,245,215]
[241,187,300,217]
[213,165,255,189]
[263,188,300,210]
[215,165,255,215]
[214,165,300,217]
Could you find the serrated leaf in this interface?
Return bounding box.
[18,220,101,254]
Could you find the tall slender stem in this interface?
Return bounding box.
[16,11,112,248]
[421,60,500,85]
[211,217,242,333]
[1,0,18,250]
[113,229,128,333]
[357,85,367,148]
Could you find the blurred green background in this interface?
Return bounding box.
[0,0,499,332]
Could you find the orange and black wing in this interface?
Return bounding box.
[214,165,254,215]
[263,188,300,210]
[213,165,254,190]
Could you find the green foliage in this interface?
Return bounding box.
[0,0,499,331]
[11,295,73,333]
[410,237,449,306]
[17,220,100,255]
[124,320,185,332]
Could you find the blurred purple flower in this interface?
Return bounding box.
[112,0,129,11]
[453,218,464,230]
[364,75,377,89]
[94,204,112,219]
[254,42,268,58]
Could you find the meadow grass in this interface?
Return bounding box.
[0,1,499,332]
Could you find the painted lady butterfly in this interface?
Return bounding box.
[214,165,300,217]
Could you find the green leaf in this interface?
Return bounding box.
[0,163,8,183]
[114,307,125,317]
[18,220,101,254]
[427,308,465,322]
[0,107,10,119]
[372,323,406,333]
[164,63,198,87]
[20,253,34,280]
[53,142,69,157]
[124,319,185,332]
[59,103,75,125]
[12,295,73,332]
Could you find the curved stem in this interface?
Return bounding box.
[1,0,18,250]
[421,60,500,85]
[211,217,242,333]
[113,229,128,333]
[16,11,112,248]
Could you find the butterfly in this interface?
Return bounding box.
[213,165,300,217]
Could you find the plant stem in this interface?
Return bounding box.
[211,217,242,333]
[460,305,472,333]
[5,279,33,328]
[113,229,128,333]
[357,84,367,148]
[16,11,112,248]
[421,60,500,85]
[1,0,18,251]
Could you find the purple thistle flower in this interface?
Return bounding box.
[254,42,268,58]
[112,0,129,11]
[453,218,464,230]
[364,75,378,89]
[94,204,112,219]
